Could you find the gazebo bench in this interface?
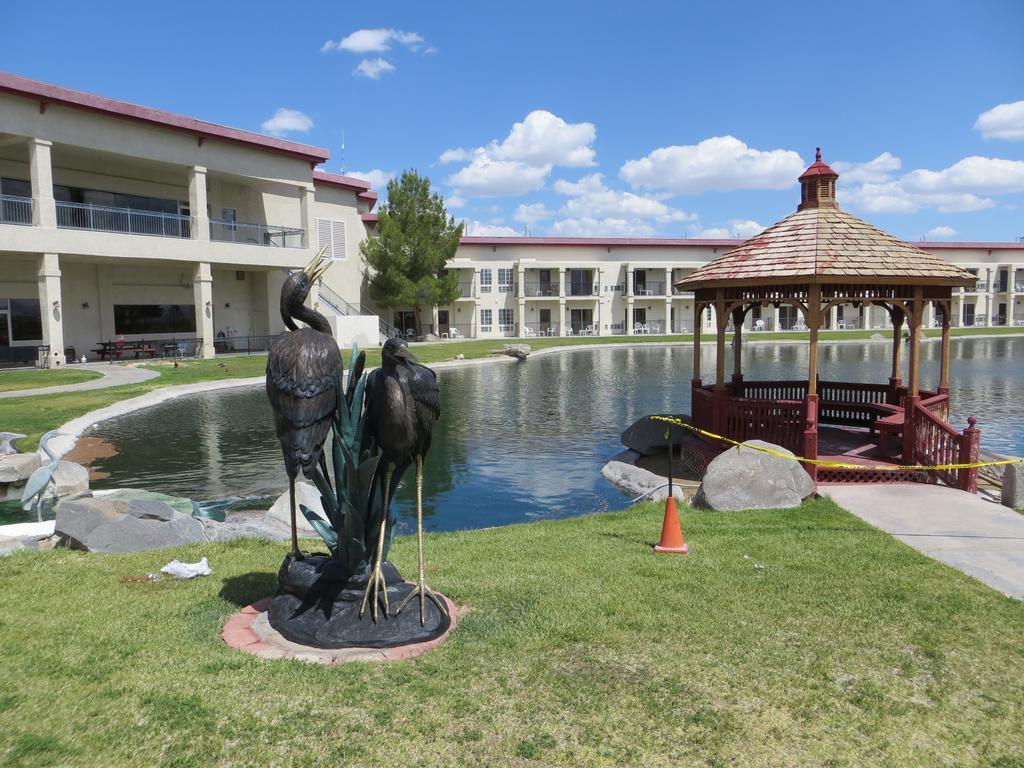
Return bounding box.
[874,411,905,457]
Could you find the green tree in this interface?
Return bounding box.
[361,170,463,336]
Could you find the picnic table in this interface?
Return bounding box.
[92,340,158,361]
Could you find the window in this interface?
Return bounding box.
[480,309,492,332]
[8,299,42,342]
[479,269,492,293]
[498,268,513,292]
[113,305,196,335]
[498,308,514,330]
[316,219,347,260]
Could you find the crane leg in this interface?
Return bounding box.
[397,454,448,626]
[360,463,393,622]
[288,478,302,560]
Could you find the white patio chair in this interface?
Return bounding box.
[524,327,536,337]
[753,319,766,331]
[405,328,416,339]
[450,328,463,340]
[584,324,597,336]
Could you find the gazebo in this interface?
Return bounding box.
[676,149,982,492]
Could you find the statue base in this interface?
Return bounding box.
[267,553,452,649]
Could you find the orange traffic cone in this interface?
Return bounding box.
[654,495,688,554]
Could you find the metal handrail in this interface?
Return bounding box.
[317,282,362,316]
[210,219,304,248]
[0,194,33,225]
[56,201,192,238]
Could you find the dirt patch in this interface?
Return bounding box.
[63,436,117,481]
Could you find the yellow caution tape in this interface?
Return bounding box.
[649,415,1021,472]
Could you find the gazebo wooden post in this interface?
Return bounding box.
[691,301,703,428]
[901,288,924,463]
[939,300,952,395]
[712,291,728,436]
[889,306,905,404]
[731,306,745,395]
[803,285,822,481]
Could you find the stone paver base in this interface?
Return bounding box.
[222,594,458,663]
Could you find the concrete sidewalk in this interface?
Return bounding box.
[0,363,160,399]
[823,484,1024,600]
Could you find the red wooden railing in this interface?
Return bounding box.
[737,380,808,401]
[722,397,805,454]
[912,402,979,492]
[691,383,714,432]
[819,381,890,428]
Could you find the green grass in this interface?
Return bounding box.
[1,327,1021,451]
[1,498,1022,766]
[0,368,102,392]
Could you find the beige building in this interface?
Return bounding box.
[0,72,375,366]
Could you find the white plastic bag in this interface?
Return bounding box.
[160,556,212,579]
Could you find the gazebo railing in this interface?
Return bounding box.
[723,397,805,454]
[734,379,808,401]
[913,404,978,492]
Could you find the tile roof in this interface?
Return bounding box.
[676,205,976,288]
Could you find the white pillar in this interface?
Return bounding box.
[37,253,65,367]
[1008,267,1016,327]
[829,304,839,330]
[431,305,440,336]
[29,139,56,228]
[925,301,936,329]
[516,262,525,299]
[771,306,780,332]
[300,183,316,249]
[558,267,566,298]
[188,166,210,242]
[193,262,215,358]
[558,300,566,336]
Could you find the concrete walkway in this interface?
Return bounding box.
[823,484,1024,600]
[0,362,160,399]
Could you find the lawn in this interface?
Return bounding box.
[0,327,1020,451]
[1,498,1022,767]
[0,368,102,392]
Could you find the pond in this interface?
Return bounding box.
[5,337,1023,531]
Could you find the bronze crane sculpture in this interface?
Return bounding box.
[360,337,447,625]
[266,246,340,559]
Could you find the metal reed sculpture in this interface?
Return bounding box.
[266,246,339,559]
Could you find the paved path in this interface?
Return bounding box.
[823,484,1024,600]
[0,363,160,399]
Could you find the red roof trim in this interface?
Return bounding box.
[0,71,330,163]
[459,236,741,248]
[357,190,378,212]
[361,213,379,224]
[313,170,372,192]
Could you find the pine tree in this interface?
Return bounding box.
[361,170,463,336]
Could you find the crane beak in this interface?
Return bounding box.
[302,245,332,282]
[394,345,416,362]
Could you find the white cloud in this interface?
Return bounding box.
[549,217,657,237]
[464,220,519,236]
[354,58,396,79]
[260,108,313,136]
[926,225,958,239]
[323,28,425,54]
[974,100,1024,141]
[553,173,694,224]
[839,155,1024,214]
[346,169,394,191]
[832,152,901,184]
[513,202,552,226]
[445,193,467,209]
[620,136,805,194]
[441,111,595,168]
[692,220,765,239]
[447,153,551,197]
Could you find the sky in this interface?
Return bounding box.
[4,0,1024,242]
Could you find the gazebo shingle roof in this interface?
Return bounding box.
[677,148,975,289]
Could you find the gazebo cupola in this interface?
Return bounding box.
[798,147,839,210]
[674,148,982,492]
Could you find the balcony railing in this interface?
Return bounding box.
[672,286,694,296]
[633,281,665,296]
[454,282,475,298]
[567,283,599,297]
[210,219,304,248]
[0,195,33,226]
[522,322,560,337]
[56,201,192,238]
[524,281,558,297]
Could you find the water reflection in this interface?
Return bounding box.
[88,337,1024,532]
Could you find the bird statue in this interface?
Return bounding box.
[360,337,446,625]
[266,246,340,560]
[21,430,69,522]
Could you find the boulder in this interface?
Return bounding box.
[0,537,28,556]
[46,461,89,498]
[54,496,267,553]
[602,450,687,502]
[421,333,440,342]
[870,333,885,340]
[621,414,692,456]
[1002,461,1024,510]
[0,453,41,484]
[503,344,531,361]
[265,481,323,535]
[694,439,816,511]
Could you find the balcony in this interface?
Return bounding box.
[633,281,665,296]
[0,195,33,226]
[56,201,192,238]
[672,286,694,297]
[524,281,558,297]
[453,282,475,299]
[567,283,599,297]
[210,219,303,248]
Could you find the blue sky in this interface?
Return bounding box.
[5,0,1024,241]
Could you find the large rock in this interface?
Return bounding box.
[694,439,816,511]
[265,481,322,535]
[47,461,89,498]
[0,452,41,483]
[54,496,268,553]
[503,344,531,361]
[602,450,687,502]
[1002,461,1024,510]
[621,414,692,456]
